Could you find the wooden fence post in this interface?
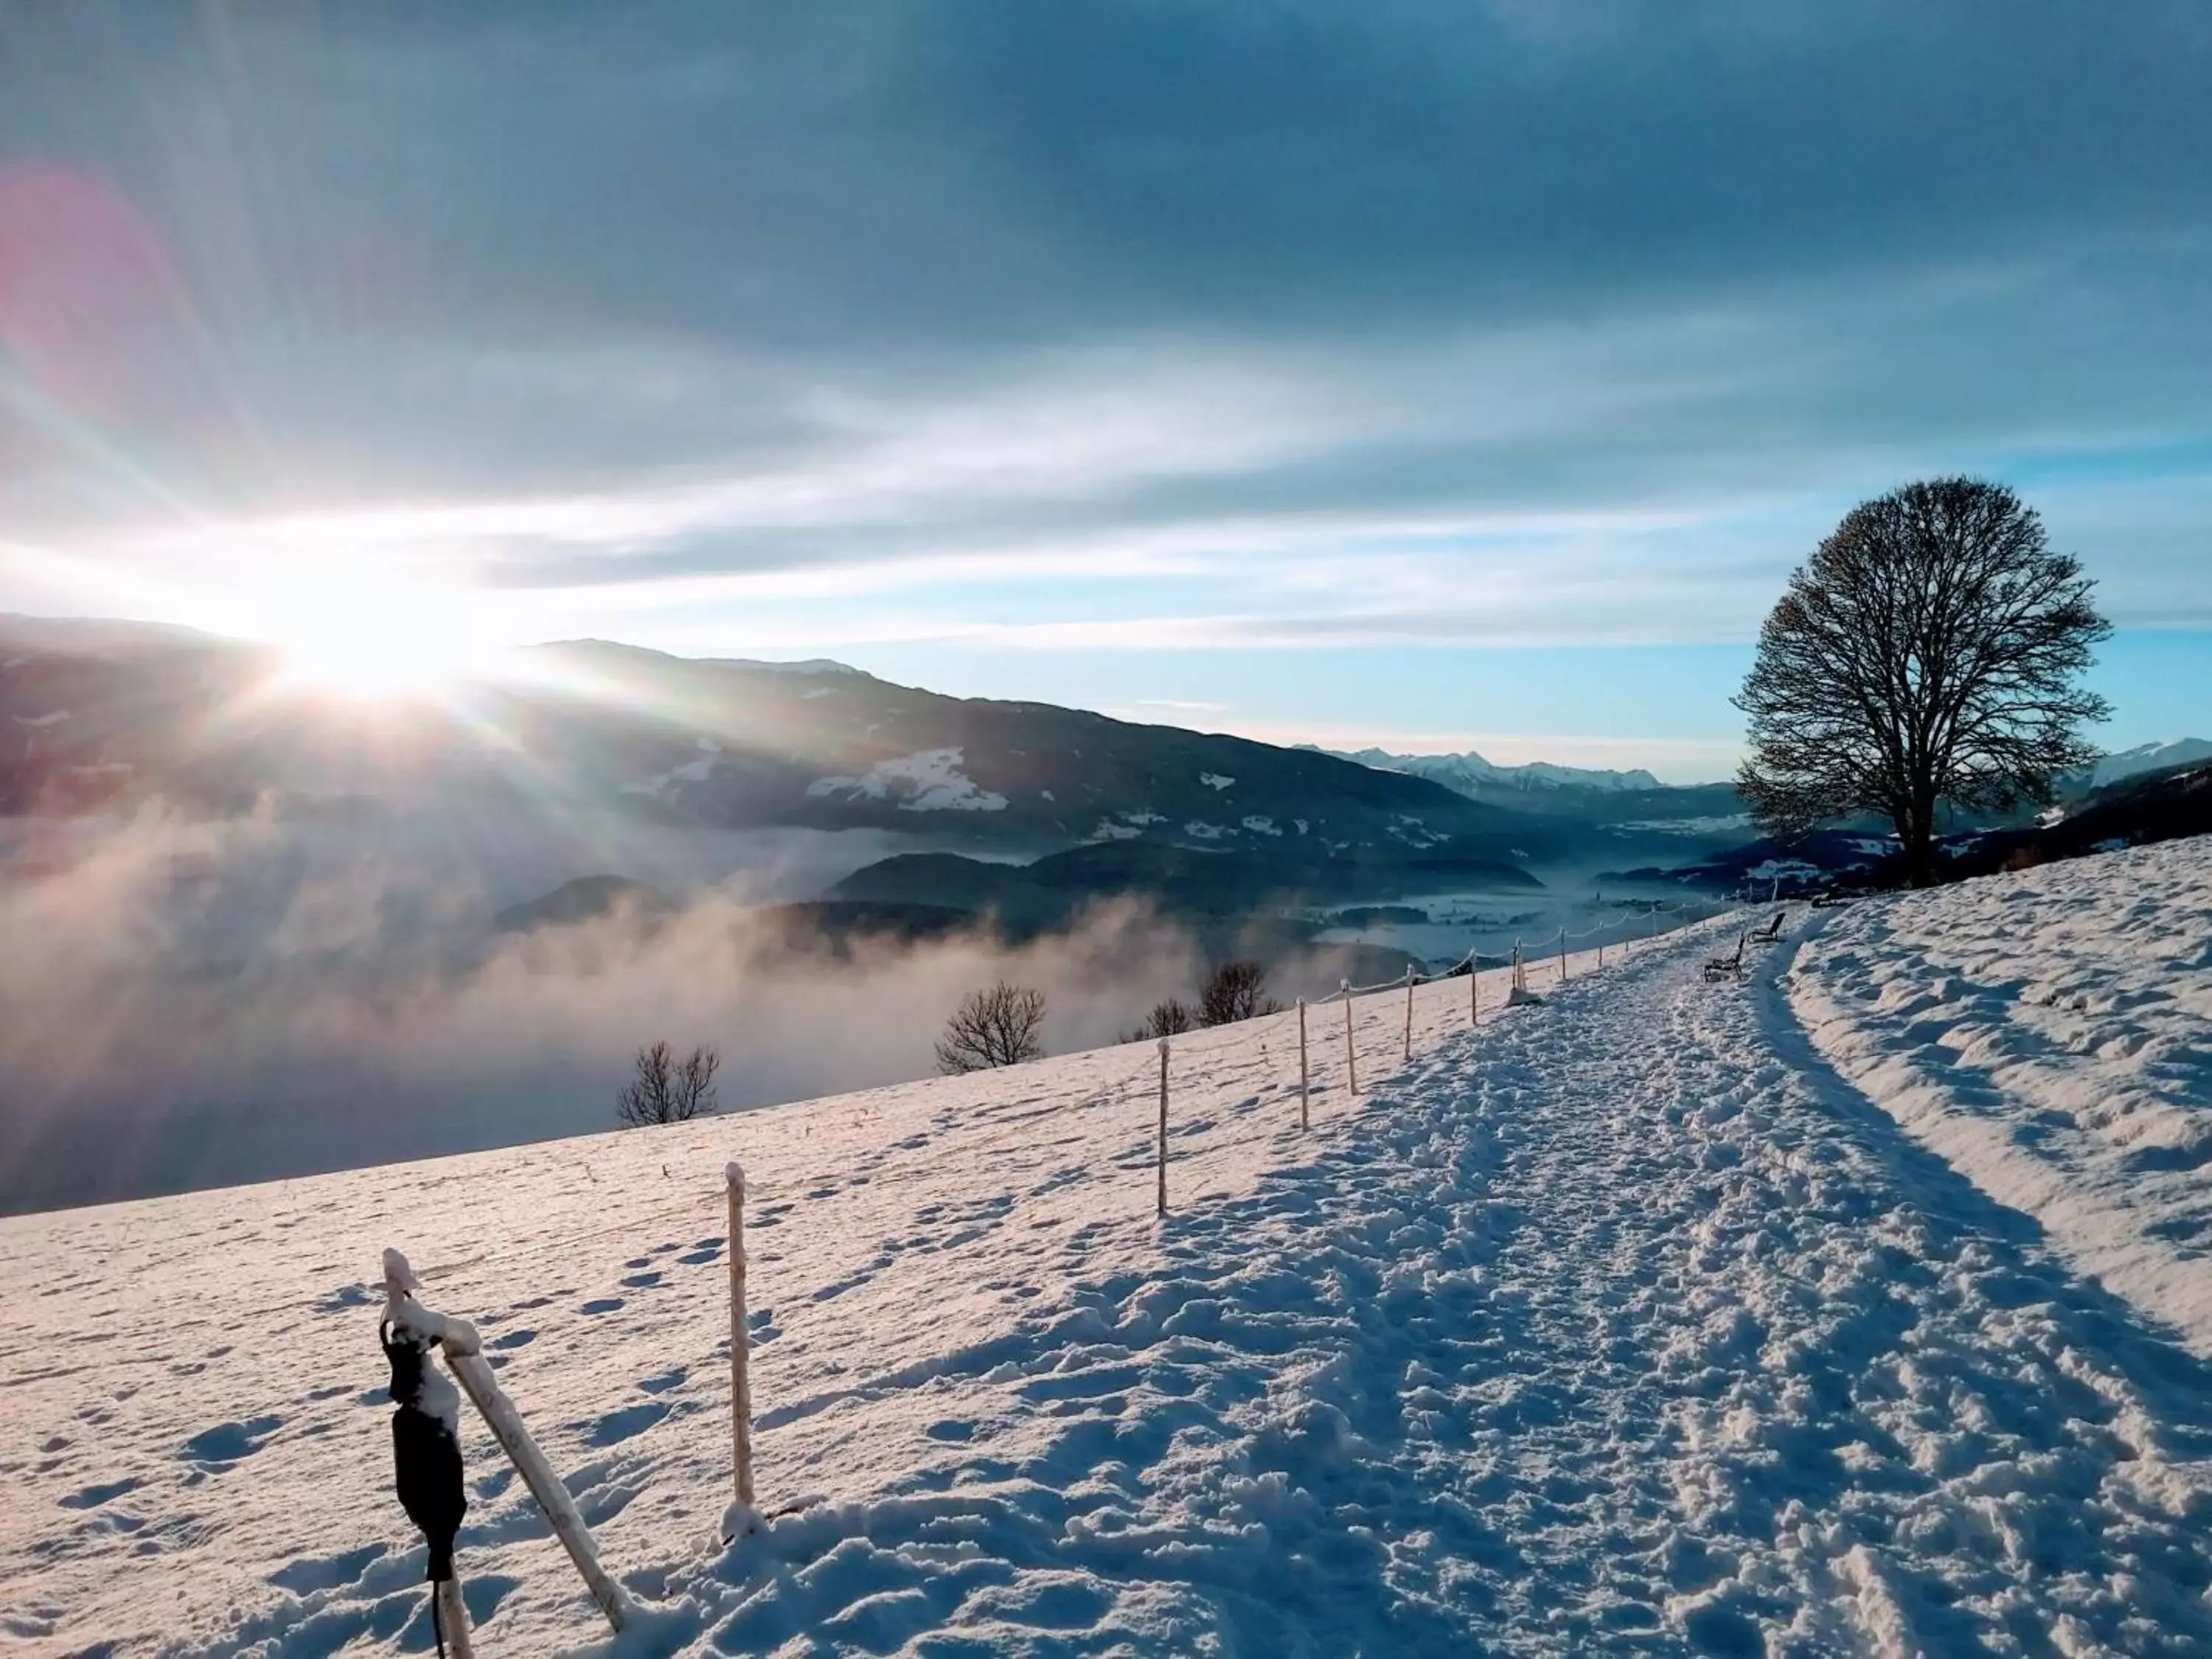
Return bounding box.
[1402,966,1414,1060]
[1559,928,1568,981]
[382,1251,633,1636]
[1341,981,1358,1094]
[1155,1037,1169,1216]
[726,1163,754,1512]
[434,1579,476,1659]
[1296,998,1309,1130]
[1470,956,1480,1026]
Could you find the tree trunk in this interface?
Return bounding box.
[1899,793,1938,888]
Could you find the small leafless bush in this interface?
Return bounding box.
[1121,997,1196,1043]
[615,1040,720,1127]
[936,981,1047,1074]
[1198,960,1280,1026]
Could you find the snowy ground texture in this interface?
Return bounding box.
[1790,835,2212,1360]
[6,845,2212,1655]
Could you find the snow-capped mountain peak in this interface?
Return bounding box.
[2088,737,2212,788]
[1320,745,1666,794]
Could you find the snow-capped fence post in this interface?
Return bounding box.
[382,1251,633,1637]
[1341,980,1358,1094]
[1470,956,1480,1026]
[726,1163,755,1514]
[1155,1037,1170,1216]
[1558,928,1568,982]
[1402,966,1415,1060]
[1296,998,1310,1130]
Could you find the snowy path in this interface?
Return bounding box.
[631,935,2212,1655]
[10,910,2212,1655]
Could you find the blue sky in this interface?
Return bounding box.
[1,2,2207,781]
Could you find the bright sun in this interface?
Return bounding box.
[257,578,493,699]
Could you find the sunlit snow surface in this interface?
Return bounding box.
[7,863,2212,1655]
[1790,835,2212,1357]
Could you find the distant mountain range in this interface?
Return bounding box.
[1317,745,1669,794]
[1311,744,1747,832]
[0,617,1542,888]
[5,613,2191,912]
[1324,737,2212,829]
[2086,738,2212,789]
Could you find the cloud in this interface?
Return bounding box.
[1,4,2208,647]
[0,808,1407,1214]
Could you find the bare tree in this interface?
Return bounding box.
[1198,960,1280,1026]
[1735,478,2110,887]
[615,1040,721,1127]
[1121,997,1196,1044]
[936,982,1047,1074]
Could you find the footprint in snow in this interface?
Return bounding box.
[179,1415,284,1467]
[580,1298,625,1315]
[585,1401,669,1447]
[396,1573,518,1642]
[60,1477,142,1510]
[619,1270,663,1289]
[488,1327,537,1350]
[636,1367,687,1395]
[267,1543,386,1593]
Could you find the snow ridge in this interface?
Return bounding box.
[1787,835,2212,1357]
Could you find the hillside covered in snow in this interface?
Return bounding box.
[6,841,2212,1655]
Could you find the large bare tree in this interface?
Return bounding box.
[1735,478,2110,887]
[936,982,1047,1074]
[615,1040,720,1127]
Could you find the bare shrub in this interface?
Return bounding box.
[616,1039,720,1126]
[936,981,1047,1074]
[1198,960,1279,1026]
[1121,997,1196,1043]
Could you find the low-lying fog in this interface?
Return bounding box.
[0,810,1656,1216]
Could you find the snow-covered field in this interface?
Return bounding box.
[1790,835,2212,1358]
[7,848,2212,1656]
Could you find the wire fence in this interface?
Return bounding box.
[352,888,1764,1645]
[392,891,1741,1295]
